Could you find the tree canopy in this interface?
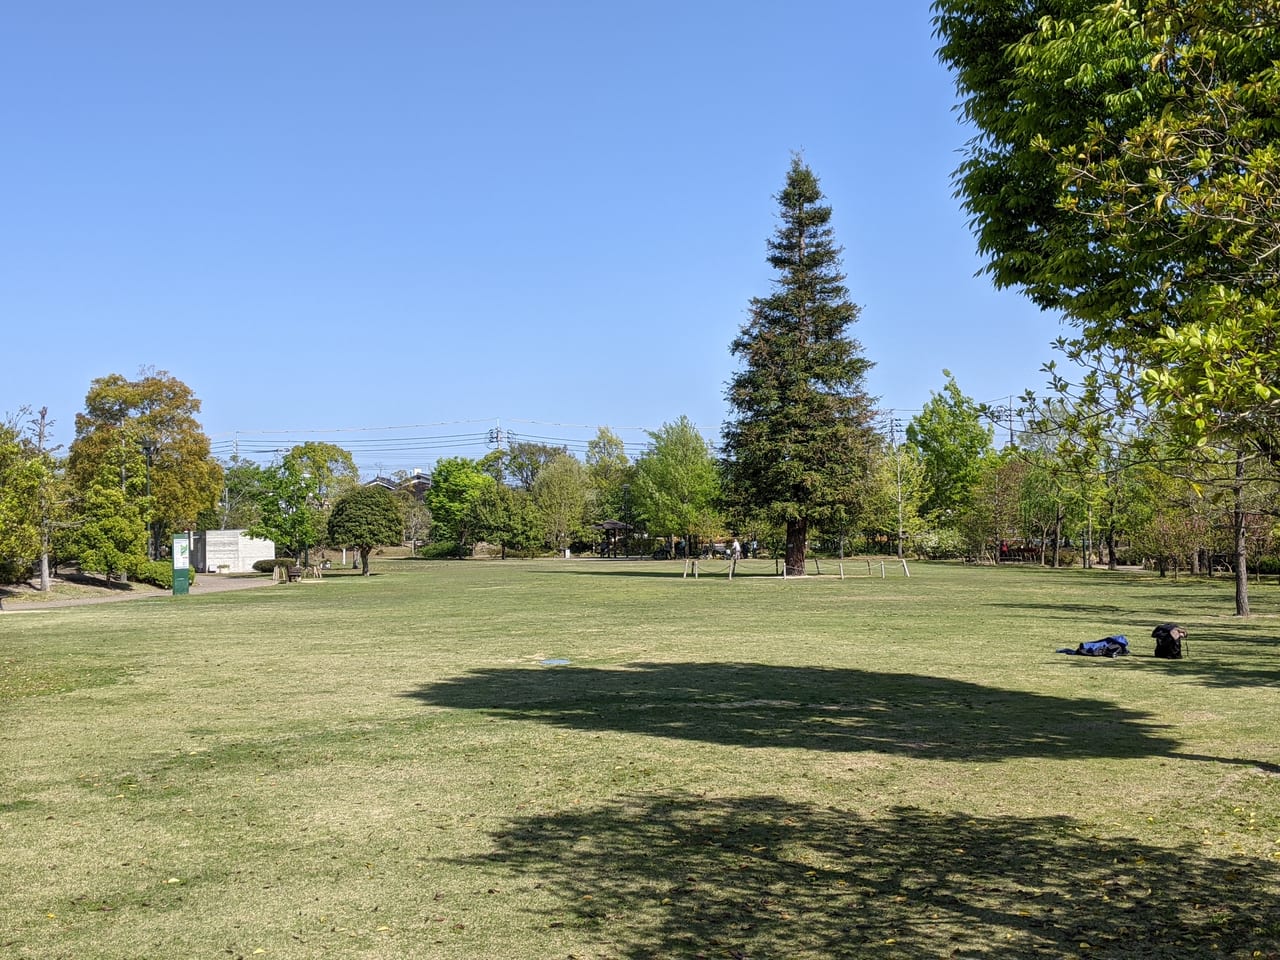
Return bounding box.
[933,0,1280,449]
[907,372,994,521]
[327,486,404,575]
[426,457,496,555]
[0,415,43,571]
[633,416,721,550]
[67,369,222,536]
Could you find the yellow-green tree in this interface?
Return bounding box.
[67,369,222,549]
[934,0,1280,449]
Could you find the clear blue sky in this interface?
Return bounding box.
[2,1,1067,476]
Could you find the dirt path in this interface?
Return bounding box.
[0,574,276,612]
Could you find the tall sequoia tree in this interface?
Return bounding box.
[723,157,878,576]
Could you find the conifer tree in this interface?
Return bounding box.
[723,157,879,576]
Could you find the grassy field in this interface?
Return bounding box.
[1,559,1278,959]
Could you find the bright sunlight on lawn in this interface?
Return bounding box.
[2,559,1278,959]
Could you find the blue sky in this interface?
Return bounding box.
[3,2,1067,476]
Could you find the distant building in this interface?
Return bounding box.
[192,530,276,573]
[364,470,431,501]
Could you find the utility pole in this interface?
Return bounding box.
[889,413,905,559]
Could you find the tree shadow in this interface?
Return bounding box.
[459,794,1280,958]
[404,661,1183,762]
[1112,624,1280,690]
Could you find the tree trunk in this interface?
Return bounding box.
[785,518,807,577]
[1234,451,1250,617]
[1051,503,1062,568]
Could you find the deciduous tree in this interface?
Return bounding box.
[327,486,404,575]
[906,373,993,523]
[533,454,589,554]
[470,483,543,558]
[585,426,633,524]
[63,457,147,581]
[246,457,321,562]
[634,416,721,556]
[933,1,1280,449]
[426,457,496,556]
[504,441,569,491]
[67,369,222,545]
[0,415,42,579]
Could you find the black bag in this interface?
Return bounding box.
[1152,623,1187,659]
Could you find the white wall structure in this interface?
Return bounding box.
[200,530,275,573]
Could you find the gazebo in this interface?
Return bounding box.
[593,520,633,557]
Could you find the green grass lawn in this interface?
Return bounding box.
[2,559,1278,959]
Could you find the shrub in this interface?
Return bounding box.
[131,560,197,590]
[417,542,462,560]
[252,558,289,573]
[915,528,967,560]
[0,558,29,585]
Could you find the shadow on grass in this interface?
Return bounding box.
[460,794,1280,959]
[1083,621,1280,690]
[404,662,1182,762]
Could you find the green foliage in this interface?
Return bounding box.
[245,457,321,560]
[469,483,544,557]
[933,0,1280,449]
[284,442,359,505]
[0,558,28,585]
[0,417,42,566]
[913,526,969,561]
[200,456,270,531]
[632,416,721,547]
[394,487,433,549]
[326,486,404,575]
[0,407,64,588]
[723,156,879,574]
[906,372,994,520]
[426,457,497,554]
[532,454,589,552]
[503,441,569,491]
[417,541,464,559]
[63,458,148,580]
[585,426,633,524]
[67,368,222,537]
[862,444,930,556]
[130,559,196,590]
[252,558,282,573]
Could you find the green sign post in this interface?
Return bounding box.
[172,533,191,596]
